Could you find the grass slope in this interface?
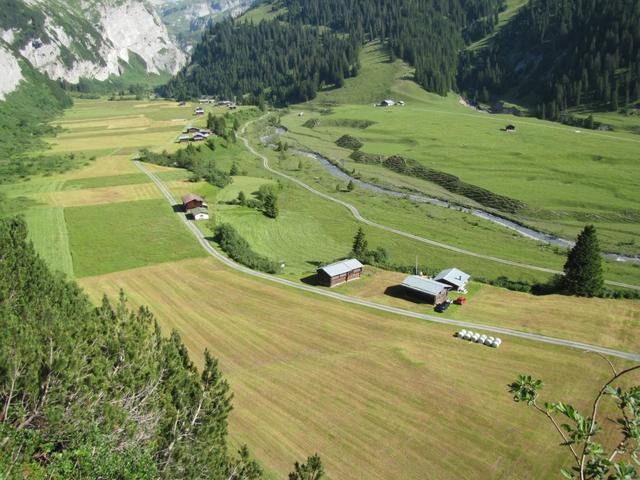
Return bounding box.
[80,258,637,480]
[65,198,206,277]
[275,43,640,260]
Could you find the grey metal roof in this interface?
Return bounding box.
[319,259,363,277]
[189,206,208,215]
[401,276,449,296]
[434,268,470,288]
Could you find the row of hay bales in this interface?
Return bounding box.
[456,330,502,348]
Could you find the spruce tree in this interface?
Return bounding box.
[562,225,604,297]
[346,179,355,191]
[351,227,368,259]
[263,193,279,219]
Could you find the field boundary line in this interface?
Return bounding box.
[239,117,639,291]
[134,160,640,362]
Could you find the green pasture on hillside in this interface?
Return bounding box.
[65,198,206,277]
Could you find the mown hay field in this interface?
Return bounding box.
[337,268,640,353]
[80,257,638,480]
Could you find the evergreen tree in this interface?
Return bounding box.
[237,190,247,206]
[288,454,324,480]
[562,225,604,297]
[351,227,368,258]
[262,193,279,219]
[230,162,239,175]
[346,179,355,191]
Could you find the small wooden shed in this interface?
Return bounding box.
[317,259,364,287]
[401,276,449,305]
[182,193,205,211]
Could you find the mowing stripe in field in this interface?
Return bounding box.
[135,160,640,361]
[23,206,74,277]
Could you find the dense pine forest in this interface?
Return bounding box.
[458,0,640,118]
[161,20,361,105]
[282,0,506,95]
[162,0,506,104]
[0,217,317,478]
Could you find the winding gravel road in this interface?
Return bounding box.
[241,119,640,291]
[134,159,640,362]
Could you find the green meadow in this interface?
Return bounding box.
[277,43,640,258]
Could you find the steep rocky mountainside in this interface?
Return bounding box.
[151,0,254,51]
[0,0,186,98]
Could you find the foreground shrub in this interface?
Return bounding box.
[335,134,363,150]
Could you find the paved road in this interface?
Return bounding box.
[134,160,640,362]
[240,118,640,291]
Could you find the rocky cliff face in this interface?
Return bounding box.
[152,0,254,50]
[0,0,186,96]
[0,44,23,100]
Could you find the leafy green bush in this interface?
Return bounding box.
[335,135,364,150]
[214,223,280,273]
[349,150,383,164]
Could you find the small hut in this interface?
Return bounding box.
[317,259,364,287]
[182,193,205,211]
[401,276,449,305]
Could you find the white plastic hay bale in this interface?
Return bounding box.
[463,332,473,340]
[474,334,483,343]
[480,335,487,342]
[457,330,467,338]
[494,338,502,345]
[484,337,493,346]
[491,340,501,348]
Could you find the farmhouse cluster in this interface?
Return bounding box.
[375,99,406,107]
[182,193,209,220]
[316,260,469,310]
[178,126,213,143]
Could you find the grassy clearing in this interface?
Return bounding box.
[65,198,206,277]
[79,257,636,480]
[23,206,74,276]
[337,268,640,353]
[278,43,640,257]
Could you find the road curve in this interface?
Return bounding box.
[134,160,640,362]
[239,118,640,291]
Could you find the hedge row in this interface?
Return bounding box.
[382,155,526,214]
[214,223,280,273]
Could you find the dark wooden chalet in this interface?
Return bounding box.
[181,193,205,211]
[317,259,364,287]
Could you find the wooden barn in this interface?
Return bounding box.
[401,276,449,305]
[434,268,470,292]
[182,193,205,211]
[317,259,364,287]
